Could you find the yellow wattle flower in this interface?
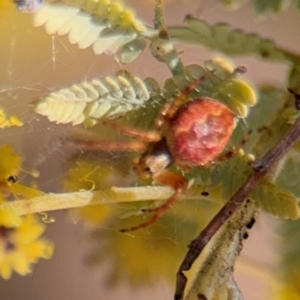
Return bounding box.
[0,210,54,280]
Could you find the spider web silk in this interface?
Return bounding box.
[0,7,141,191]
[0,4,175,300]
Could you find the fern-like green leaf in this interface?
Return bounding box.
[35,71,159,127]
[169,17,300,65]
[33,0,147,61]
[251,180,300,220]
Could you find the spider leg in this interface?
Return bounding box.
[120,171,187,232]
[155,74,207,131]
[103,119,161,142]
[214,129,252,163]
[65,138,147,152]
[164,76,207,119]
[65,117,163,153]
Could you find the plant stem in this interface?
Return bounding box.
[0,185,220,216]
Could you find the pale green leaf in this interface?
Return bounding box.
[35,71,159,127]
[251,180,300,220]
[118,37,147,64]
[33,0,147,61]
[92,28,137,56]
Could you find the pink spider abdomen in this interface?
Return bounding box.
[166,97,235,166]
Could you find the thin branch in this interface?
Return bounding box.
[174,114,300,300]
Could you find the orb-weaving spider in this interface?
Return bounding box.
[74,68,248,232]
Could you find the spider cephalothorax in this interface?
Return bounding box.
[133,138,173,180]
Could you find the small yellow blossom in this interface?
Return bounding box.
[0,107,23,129]
[0,145,22,199]
[0,210,54,280]
[0,145,22,181]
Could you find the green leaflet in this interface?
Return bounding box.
[189,155,251,202]
[163,59,257,119]
[193,155,250,204]
[251,180,299,220]
[35,71,160,127]
[288,65,300,94]
[275,154,300,198]
[254,0,289,15]
[251,87,291,157]
[168,17,300,65]
[220,0,245,10]
[250,87,300,191]
[247,86,286,131]
[220,156,251,200]
[220,0,298,16]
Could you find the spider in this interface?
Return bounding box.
[72,68,248,232]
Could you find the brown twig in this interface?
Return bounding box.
[174,114,300,300]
